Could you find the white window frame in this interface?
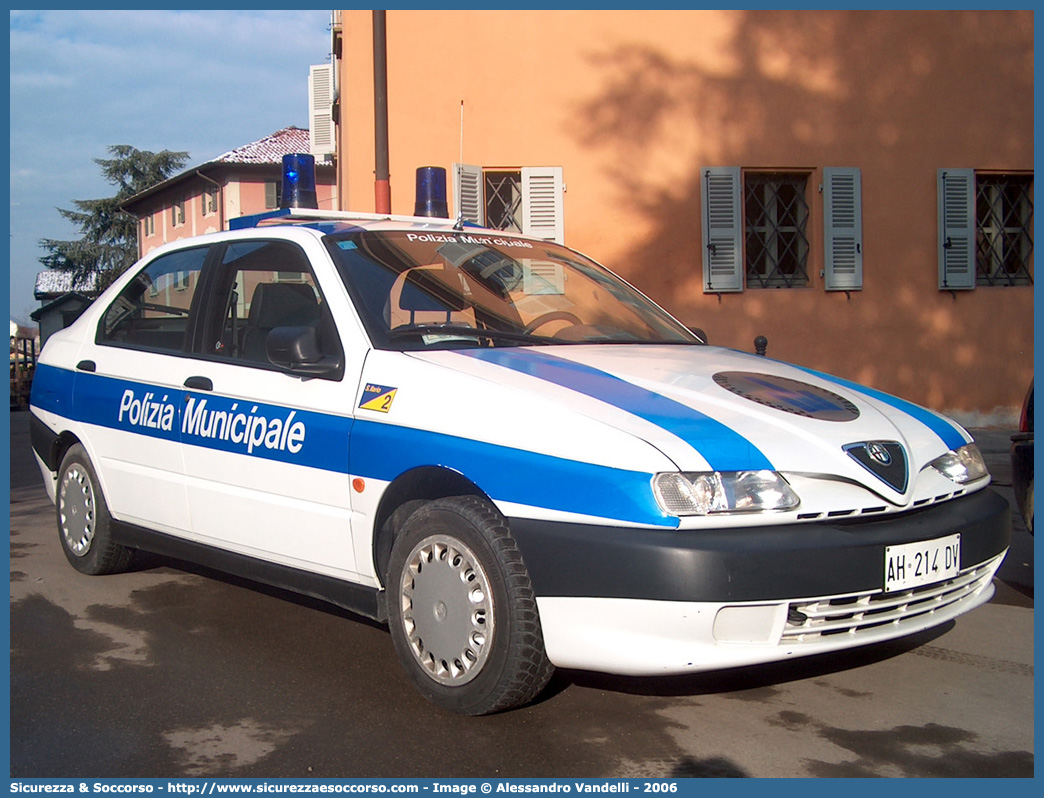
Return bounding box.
[453,163,565,244]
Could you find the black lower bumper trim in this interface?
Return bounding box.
[29,411,60,471]
[508,488,1011,603]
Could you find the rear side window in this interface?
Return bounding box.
[99,247,208,352]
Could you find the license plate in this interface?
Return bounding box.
[884,534,961,592]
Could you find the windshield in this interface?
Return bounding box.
[325,231,699,350]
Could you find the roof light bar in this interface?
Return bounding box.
[229,208,493,231]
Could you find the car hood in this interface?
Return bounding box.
[408,344,974,505]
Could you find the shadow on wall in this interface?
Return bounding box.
[573,9,1033,418]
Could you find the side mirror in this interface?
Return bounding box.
[266,326,341,377]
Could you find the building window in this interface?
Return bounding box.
[484,171,523,233]
[142,213,155,237]
[265,181,281,210]
[938,169,1033,290]
[744,173,810,289]
[702,167,858,294]
[976,174,1033,286]
[201,185,219,216]
[171,199,185,227]
[453,164,564,243]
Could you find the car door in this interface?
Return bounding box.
[78,245,211,534]
[177,236,365,581]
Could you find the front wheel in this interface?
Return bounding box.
[386,496,554,715]
[56,444,134,575]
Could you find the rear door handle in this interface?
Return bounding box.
[183,376,213,391]
[76,360,96,372]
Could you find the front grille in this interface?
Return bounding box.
[780,554,1002,643]
[794,489,966,521]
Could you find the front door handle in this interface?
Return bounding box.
[184,376,213,391]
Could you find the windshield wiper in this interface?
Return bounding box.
[386,324,556,347]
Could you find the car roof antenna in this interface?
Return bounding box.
[454,101,466,232]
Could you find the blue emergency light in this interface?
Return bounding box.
[414,166,448,218]
[281,153,318,210]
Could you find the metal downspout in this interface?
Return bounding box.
[373,10,391,214]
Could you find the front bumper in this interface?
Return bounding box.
[509,488,1010,674]
[509,488,1009,602]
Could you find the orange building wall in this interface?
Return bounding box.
[338,9,1033,423]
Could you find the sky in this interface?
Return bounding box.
[7,9,334,324]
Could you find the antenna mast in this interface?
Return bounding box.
[455,100,465,230]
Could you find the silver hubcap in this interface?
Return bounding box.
[59,464,95,557]
[399,534,494,686]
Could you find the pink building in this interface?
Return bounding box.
[122,127,337,258]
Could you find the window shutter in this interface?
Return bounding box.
[823,167,863,290]
[701,167,743,293]
[938,168,976,290]
[521,166,564,243]
[453,163,484,226]
[309,64,335,156]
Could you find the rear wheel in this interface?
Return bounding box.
[386,496,554,715]
[56,444,133,575]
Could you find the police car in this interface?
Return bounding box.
[30,207,1010,715]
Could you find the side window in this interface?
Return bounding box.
[205,240,344,378]
[99,246,208,352]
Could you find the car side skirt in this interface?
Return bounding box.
[111,521,387,623]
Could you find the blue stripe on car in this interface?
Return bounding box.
[27,361,75,417]
[30,364,674,528]
[794,365,968,451]
[458,348,773,471]
[32,364,350,471]
[349,420,674,527]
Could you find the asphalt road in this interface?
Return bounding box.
[8,410,1034,778]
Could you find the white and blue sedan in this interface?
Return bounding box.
[30,209,1010,714]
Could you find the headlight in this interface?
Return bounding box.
[930,444,989,484]
[653,470,800,517]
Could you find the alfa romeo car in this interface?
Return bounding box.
[29,208,1010,715]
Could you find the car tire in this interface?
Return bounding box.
[386,496,554,715]
[56,444,134,575]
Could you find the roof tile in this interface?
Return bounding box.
[213,126,312,165]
